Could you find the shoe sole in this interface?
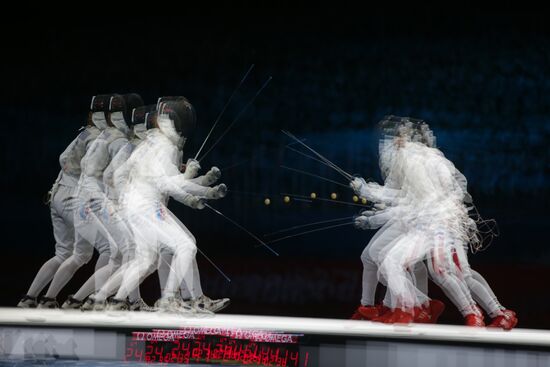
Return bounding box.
[17,303,37,308]
[210,301,230,313]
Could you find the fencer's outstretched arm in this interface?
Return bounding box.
[153,144,227,201]
[183,158,200,179]
[117,141,206,210]
[158,175,225,198]
[189,166,221,186]
[350,177,402,205]
[180,157,221,186]
[354,206,399,230]
[159,173,227,200]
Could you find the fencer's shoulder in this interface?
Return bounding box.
[151,130,176,147]
[408,141,424,150]
[427,147,445,158]
[78,126,100,141]
[77,129,90,141]
[95,129,109,140]
[125,140,139,153]
[430,151,455,171]
[136,132,170,155]
[144,128,163,141]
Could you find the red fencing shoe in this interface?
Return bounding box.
[377,304,390,317]
[364,304,390,321]
[488,310,518,331]
[372,308,395,323]
[464,313,486,327]
[429,299,446,324]
[350,307,365,320]
[357,305,380,320]
[390,308,414,324]
[413,305,432,323]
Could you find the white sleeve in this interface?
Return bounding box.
[189,167,220,186]
[358,181,402,205]
[367,207,398,227]
[153,146,213,201]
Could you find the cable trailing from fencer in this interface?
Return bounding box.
[281,130,354,181]
[156,247,232,283]
[204,203,280,256]
[280,165,350,188]
[198,76,273,162]
[264,215,354,237]
[266,221,355,245]
[194,64,255,160]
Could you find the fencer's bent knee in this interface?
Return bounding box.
[73,245,94,265]
[174,243,197,257]
[427,259,451,285]
[187,244,197,257]
[110,254,123,268]
[50,254,67,265]
[54,246,73,262]
[361,247,374,264]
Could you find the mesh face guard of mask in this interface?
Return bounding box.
[109,94,129,133]
[90,94,113,130]
[131,105,156,139]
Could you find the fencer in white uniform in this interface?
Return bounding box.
[400,126,516,328]
[87,101,229,313]
[350,119,435,323]
[38,94,143,308]
[58,94,145,309]
[153,97,230,314]
[376,138,477,323]
[77,105,155,311]
[352,121,477,323]
[103,98,227,314]
[352,119,516,328]
[18,109,101,308]
[416,127,517,328]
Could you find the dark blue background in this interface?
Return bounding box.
[1,14,548,328]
